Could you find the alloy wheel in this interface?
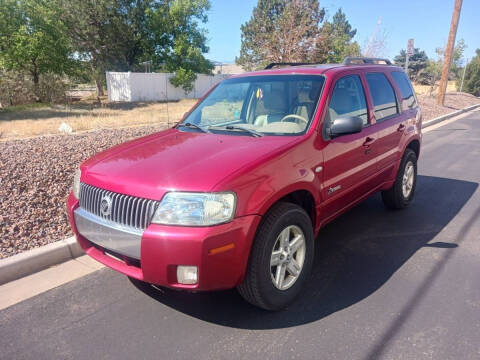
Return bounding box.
[270,225,306,290]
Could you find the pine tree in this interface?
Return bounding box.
[236,0,325,70]
[312,8,360,64]
[463,49,480,96]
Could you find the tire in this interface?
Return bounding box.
[381,148,417,209]
[237,202,314,311]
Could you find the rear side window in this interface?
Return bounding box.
[391,71,417,109]
[326,75,368,131]
[366,73,398,122]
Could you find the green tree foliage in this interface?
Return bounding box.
[462,49,480,96]
[313,8,360,63]
[0,0,75,98]
[435,38,466,78]
[55,0,212,94]
[393,48,428,81]
[148,0,213,92]
[413,39,467,86]
[236,0,325,70]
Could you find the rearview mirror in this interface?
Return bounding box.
[329,116,363,137]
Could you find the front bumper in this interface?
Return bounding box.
[67,192,261,291]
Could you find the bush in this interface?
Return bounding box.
[0,69,69,107]
[0,70,36,107]
[37,74,69,103]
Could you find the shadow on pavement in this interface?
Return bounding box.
[131,175,478,329]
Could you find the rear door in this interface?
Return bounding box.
[320,73,380,220]
[364,72,407,180]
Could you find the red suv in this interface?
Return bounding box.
[67,57,422,310]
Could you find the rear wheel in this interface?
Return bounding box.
[237,202,314,311]
[382,148,417,209]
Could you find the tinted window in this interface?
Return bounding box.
[391,71,417,109]
[366,73,398,121]
[326,75,368,132]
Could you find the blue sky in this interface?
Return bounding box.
[205,0,478,64]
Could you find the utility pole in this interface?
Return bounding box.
[437,0,463,105]
[459,58,468,92]
[405,39,414,78]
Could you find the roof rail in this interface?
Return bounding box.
[264,62,315,69]
[343,57,392,65]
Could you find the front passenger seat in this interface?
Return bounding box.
[254,90,287,127]
[292,89,314,120]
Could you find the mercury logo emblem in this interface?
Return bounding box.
[100,195,112,217]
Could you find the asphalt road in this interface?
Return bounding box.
[2,112,480,360]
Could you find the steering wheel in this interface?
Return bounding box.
[280,114,308,125]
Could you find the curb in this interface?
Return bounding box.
[0,236,83,285]
[422,103,480,129]
[1,102,479,286]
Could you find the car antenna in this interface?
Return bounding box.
[166,73,170,128]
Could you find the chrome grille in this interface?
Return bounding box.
[79,183,159,230]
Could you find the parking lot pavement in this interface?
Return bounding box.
[1,111,480,360]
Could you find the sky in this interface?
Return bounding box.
[205,0,479,64]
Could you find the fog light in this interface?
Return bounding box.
[177,266,198,285]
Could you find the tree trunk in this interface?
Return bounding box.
[95,78,104,97]
[32,63,40,102]
[90,58,104,98]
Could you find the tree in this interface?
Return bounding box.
[393,48,428,81]
[462,49,480,96]
[436,38,466,78]
[312,8,360,63]
[147,0,213,92]
[0,0,75,98]
[362,18,388,58]
[236,0,325,70]
[415,39,467,90]
[55,0,212,94]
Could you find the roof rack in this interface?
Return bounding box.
[264,62,315,69]
[343,57,392,65]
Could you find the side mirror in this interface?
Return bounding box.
[329,116,363,137]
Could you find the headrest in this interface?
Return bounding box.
[263,89,287,113]
[297,89,311,103]
[330,88,353,115]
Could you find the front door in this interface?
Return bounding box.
[319,74,380,222]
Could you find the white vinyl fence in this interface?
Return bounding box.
[106,72,230,102]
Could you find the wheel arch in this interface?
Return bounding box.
[406,138,421,159]
[258,184,318,231]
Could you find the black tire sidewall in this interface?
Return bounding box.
[254,204,314,310]
[397,150,417,206]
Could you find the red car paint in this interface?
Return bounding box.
[67,63,422,290]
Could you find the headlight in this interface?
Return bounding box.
[152,192,236,226]
[72,169,81,199]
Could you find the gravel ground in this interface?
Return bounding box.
[0,125,163,258]
[1,93,479,259]
[417,92,480,120]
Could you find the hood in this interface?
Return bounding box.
[81,128,297,200]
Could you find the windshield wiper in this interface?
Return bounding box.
[209,125,264,137]
[177,122,210,133]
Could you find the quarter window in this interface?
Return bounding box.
[326,75,368,133]
[391,71,417,109]
[366,73,399,121]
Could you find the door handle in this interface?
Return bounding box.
[363,137,375,147]
[397,124,406,132]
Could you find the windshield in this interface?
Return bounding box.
[180,75,325,135]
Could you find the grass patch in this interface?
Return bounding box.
[0,99,197,139]
[0,102,51,114]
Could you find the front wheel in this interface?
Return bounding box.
[237,202,314,311]
[382,148,417,209]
